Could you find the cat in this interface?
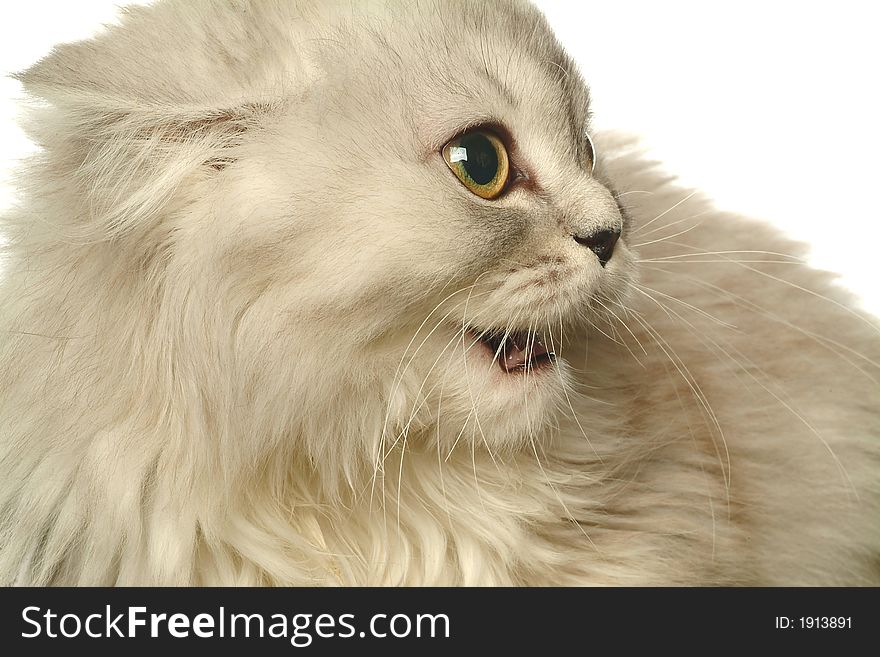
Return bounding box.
[1,0,878,586]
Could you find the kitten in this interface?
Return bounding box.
[1,0,878,586]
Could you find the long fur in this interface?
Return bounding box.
[1,0,878,585]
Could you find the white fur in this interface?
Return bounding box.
[1,0,878,585]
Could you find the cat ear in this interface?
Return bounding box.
[14,3,280,238]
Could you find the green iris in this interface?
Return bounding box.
[442,129,510,199]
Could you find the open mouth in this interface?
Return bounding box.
[468,328,556,373]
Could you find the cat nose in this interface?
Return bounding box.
[573,228,620,267]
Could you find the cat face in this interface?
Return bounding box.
[19,0,634,465]
[201,1,634,454]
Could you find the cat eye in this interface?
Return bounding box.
[442,129,510,200]
[585,131,596,174]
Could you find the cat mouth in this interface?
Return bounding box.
[467,328,556,373]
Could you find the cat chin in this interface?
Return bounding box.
[394,322,572,452]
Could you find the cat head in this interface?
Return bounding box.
[16,0,633,481]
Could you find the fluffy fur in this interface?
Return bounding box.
[1,0,878,585]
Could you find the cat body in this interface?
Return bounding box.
[1,0,878,585]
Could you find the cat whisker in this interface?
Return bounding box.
[456,280,505,476]
[640,241,806,262]
[461,342,502,471]
[634,283,859,501]
[556,302,566,361]
[377,278,494,453]
[592,296,650,367]
[647,249,880,337]
[434,376,453,525]
[546,317,603,462]
[513,326,603,554]
[613,300,722,553]
[641,264,880,382]
[635,282,738,330]
[585,307,627,346]
[638,259,804,265]
[639,249,804,261]
[632,190,699,235]
[630,217,707,249]
[627,302,732,495]
[378,281,483,465]
[383,315,502,468]
[632,208,712,240]
[371,281,496,514]
[526,431,602,555]
[613,189,654,199]
[444,409,475,464]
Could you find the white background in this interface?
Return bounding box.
[1,1,878,315]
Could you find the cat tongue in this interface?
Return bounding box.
[501,333,549,372]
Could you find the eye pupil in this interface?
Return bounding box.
[458,132,498,185]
